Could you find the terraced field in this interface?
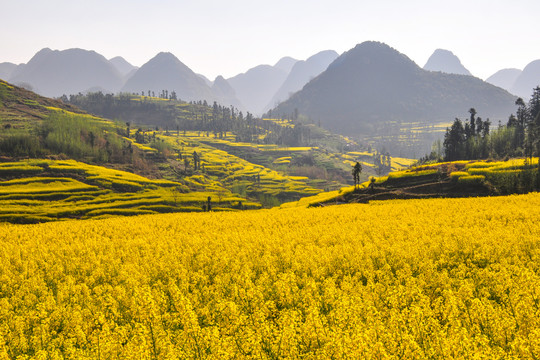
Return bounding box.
[281,157,540,208]
[0,159,256,223]
[151,132,331,204]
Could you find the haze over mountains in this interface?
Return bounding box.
[486,69,522,93]
[109,56,138,78]
[423,49,472,76]
[0,62,18,81]
[225,58,298,115]
[2,42,538,156]
[485,60,540,99]
[9,48,124,97]
[0,48,338,116]
[265,50,339,112]
[211,75,243,109]
[511,60,540,99]
[272,42,516,136]
[121,52,216,102]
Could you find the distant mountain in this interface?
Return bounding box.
[273,57,297,74]
[122,52,215,102]
[272,41,516,138]
[0,62,17,81]
[485,68,522,93]
[227,57,297,115]
[212,76,243,109]
[198,74,213,87]
[9,48,124,97]
[266,50,339,111]
[511,60,540,99]
[109,56,138,77]
[423,49,472,76]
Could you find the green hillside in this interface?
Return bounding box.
[282,158,540,208]
[0,80,419,222]
[0,159,258,223]
[270,42,517,157]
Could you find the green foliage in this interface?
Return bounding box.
[0,133,42,157]
[440,88,540,162]
[43,112,112,161]
[150,138,173,156]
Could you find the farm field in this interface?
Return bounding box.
[1,193,539,358]
[282,157,540,208]
[0,159,257,223]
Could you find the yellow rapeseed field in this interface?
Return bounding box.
[1,194,540,359]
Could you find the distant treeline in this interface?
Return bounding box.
[424,87,540,163]
[65,92,314,147]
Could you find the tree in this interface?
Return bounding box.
[192,151,200,171]
[352,162,362,190]
[469,108,477,137]
[528,87,540,159]
[443,119,466,161]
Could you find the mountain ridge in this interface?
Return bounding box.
[423,49,472,76]
[9,48,124,97]
[511,60,540,99]
[271,41,516,154]
[227,57,296,115]
[121,52,215,101]
[266,50,339,111]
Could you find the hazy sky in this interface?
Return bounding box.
[1,0,539,80]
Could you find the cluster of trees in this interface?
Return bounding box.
[65,92,316,147]
[139,90,177,100]
[0,111,137,163]
[434,87,540,162]
[442,108,491,161]
[259,122,313,147]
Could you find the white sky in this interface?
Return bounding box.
[1,0,539,80]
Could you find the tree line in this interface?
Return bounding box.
[65,92,315,147]
[427,87,540,162]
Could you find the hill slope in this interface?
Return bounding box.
[227,57,296,115]
[423,49,472,76]
[9,48,124,97]
[0,79,84,123]
[0,62,17,81]
[273,56,298,73]
[283,158,539,208]
[486,68,522,93]
[272,42,516,154]
[511,60,540,98]
[266,50,338,111]
[212,75,243,109]
[121,52,216,101]
[2,81,355,217]
[109,56,138,77]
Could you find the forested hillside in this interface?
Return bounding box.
[271,42,517,157]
